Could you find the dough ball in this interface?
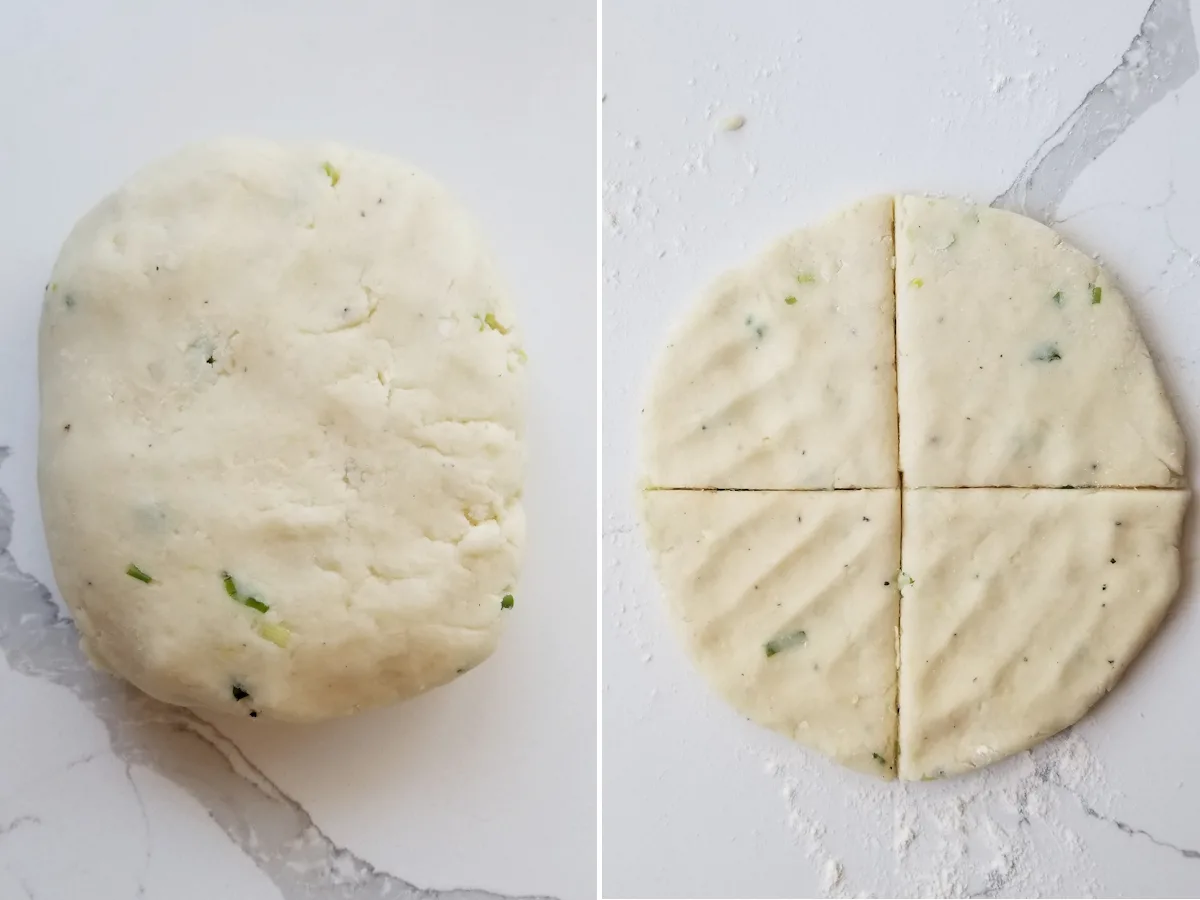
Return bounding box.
[39,138,526,721]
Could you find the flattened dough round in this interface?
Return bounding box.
[640,194,1186,781]
[39,138,526,721]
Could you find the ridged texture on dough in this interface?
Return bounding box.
[641,196,898,489]
[896,195,1184,488]
[899,488,1187,780]
[643,489,900,777]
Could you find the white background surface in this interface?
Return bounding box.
[0,2,596,899]
[603,0,1200,897]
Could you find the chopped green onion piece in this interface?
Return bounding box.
[795,273,817,285]
[1052,291,1064,306]
[221,571,270,613]
[872,752,887,765]
[764,629,807,658]
[258,622,291,648]
[514,348,528,363]
[784,295,798,305]
[126,564,153,584]
[909,278,924,288]
[1090,284,1102,304]
[899,572,915,587]
[483,313,510,334]
[231,684,249,701]
[1031,342,1063,362]
[501,594,514,610]
[322,161,341,186]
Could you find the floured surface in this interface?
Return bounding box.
[605,1,1200,894]
[759,728,1111,898]
[895,195,1184,488]
[899,488,1187,781]
[40,138,526,721]
[641,196,898,489]
[642,489,900,776]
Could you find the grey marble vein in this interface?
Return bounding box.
[994,0,1198,221]
[0,448,557,900]
[1041,759,1200,865]
[0,815,41,837]
[1079,801,1200,861]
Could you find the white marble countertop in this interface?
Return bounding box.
[0,3,597,899]
[603,0,1200,896]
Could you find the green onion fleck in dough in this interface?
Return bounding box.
[258,622,291,648]
[795,273,817,285]
[784,296,797,305]
[126,564,153,584]
[322,161,341,186]
[514,348,528,363]
[1091,284,1102,305]
[484,312,510,334]
[872,752,887,765]
[243,596,269,613]
[1052,291,1064,306]
[1031,342,1063,362]
[764,629,807,658]
[231,683,249,701]
[909,278,924,288]
[221,571,270,613]
[501,594,515,610]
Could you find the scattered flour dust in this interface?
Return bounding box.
[605,2,1135,897]
[759,729,1110,898]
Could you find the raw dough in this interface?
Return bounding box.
[895,195,1184,488]
[899,488,1186,781]
[642,489,900,777]
[640,194,1187,781]
[39,138,526,721]
[641,196,898,489]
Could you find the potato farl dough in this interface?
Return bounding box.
[39,139,526,721]
[640,194,1186,780]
